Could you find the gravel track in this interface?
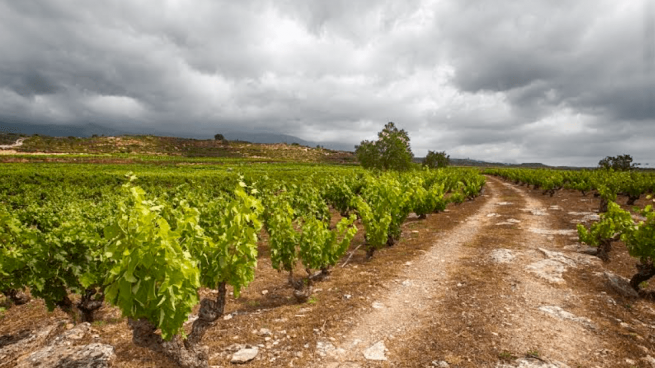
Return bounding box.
[322,177,610,368]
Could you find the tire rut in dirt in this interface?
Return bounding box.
[489,178,607,367]
[391,177,529,367]
[393,177,608,368]
[321,178,500,366]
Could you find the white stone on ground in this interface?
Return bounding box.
[316,340,345,358]
[604,272,639,298]
[496,357,571,368]
[529,228,577,236]
[490,249,516,264]
[230,347,259,363]
[521,208,549,216]
[432,361,450,367]
[526,259,567,284]
[538,306,596,330]
[15,323,115,368]
[256,328,272,336]
[363,341,387,361]
[537,248,577,267]
[568,212,600,224]
[642,355,655,367]
[372,302,385,309]
[497,218,521,226]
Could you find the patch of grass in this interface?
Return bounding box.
[498,351,517,361]
[307,296,319,305]
[526,349,540,358]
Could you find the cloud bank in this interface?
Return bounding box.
[0,0,653,166]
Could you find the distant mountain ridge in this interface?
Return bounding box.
[0,120,129,137]
[413,157,588,169]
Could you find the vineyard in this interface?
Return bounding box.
[0,163,485,367]
[485,167,655,293]
[2,163,655,367]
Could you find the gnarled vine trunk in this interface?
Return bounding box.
[127,282,228,368]
[365,246,375,260]
[630,261,655,293]
[599,197,609,213]
[386,235,396,247]
[309,267,331,282]
[77,288,104,322]
[2,289,31,305]
[595,233,621,262]
[288,271,312,303]
[627,194,640,206]
[595,238,614,262]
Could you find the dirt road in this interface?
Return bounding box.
[321,176,654,368]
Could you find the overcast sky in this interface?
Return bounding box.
[1,0,654,166]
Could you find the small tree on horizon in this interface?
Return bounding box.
[355,122,413,171]
[423,150,450,169]
[598,154,638,171]
[214,133,225,141]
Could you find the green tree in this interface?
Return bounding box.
[214,133,225,141]
[354,140,378,169]
[598,154,638,171]
[423,150,450,168]
[355,122,413,171]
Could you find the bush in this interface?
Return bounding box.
[214,134,225,141]
[423,150,450,168]
[355,122,413,171]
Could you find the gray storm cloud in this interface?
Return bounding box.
[0,0,653,166]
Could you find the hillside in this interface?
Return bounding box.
[0,134,356,164]
[0,120,356,152]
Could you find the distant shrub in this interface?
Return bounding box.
[423,150,450,169]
